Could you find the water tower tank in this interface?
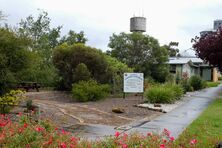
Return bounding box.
[213,19,222,30]
[130,17,146,32]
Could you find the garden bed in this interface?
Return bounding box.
[11,91,163,128]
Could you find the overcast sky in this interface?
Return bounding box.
[1,0,222,53]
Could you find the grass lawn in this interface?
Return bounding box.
[206,81,221,88]
[176,97,222,147]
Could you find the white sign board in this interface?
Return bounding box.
[124,73,144,93]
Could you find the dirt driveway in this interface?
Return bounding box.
[23,91,162,128]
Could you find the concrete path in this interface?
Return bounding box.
[76,85,222,139]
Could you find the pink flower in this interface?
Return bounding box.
[147,132,153,136]
[115,131,120,138]
[70,136,79,144]
[70,137,77,142]
[160,144,165,148]
[190,139,197,145]
[18,128,24,133]
[35,126,44,132]
[43,136,53,146]
[123,133,128,141]
[122,144,128,148]
[162,138,167,143]
[59,142,67,148]
[23,123,28,128]
[163,128,171,137]
[0,122,7,127]
[0,134,5,141]
[61,129,70,135]
[18,112,22,117]
[170,136,175,141]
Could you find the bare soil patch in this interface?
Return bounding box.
[13,91,162,127]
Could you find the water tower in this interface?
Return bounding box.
[213,19,222,30]
[130,17,146,32]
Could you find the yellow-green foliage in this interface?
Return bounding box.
[0,90,24,113]
[145,84,184,103]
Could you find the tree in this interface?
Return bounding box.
[105,55,133,94]
[108,32,169,82]
[16,10,87,86]
[0,28,32,95]
[17,10,62,65]
[73,63,91,83]
[192,28,222,72]
[53,43,109,90]
[162,42,179,57]
[60,30,87,45]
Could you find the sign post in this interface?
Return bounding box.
[123,73,144,99]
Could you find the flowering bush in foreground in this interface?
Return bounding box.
[0,114,200,148]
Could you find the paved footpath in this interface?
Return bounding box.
[77,84,222,139]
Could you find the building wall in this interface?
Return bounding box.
[176,65,182,78]
[182,63,191,77]
[202,68,212,81]
[169,63,216,82]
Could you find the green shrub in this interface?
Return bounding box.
[0,90,24,114]
[105,55,133,94]
[166,84,184,100]
[201,80,207,89]
[165,74,175,84]
[73,63,91,83]
[180,79,193,93]
[26,99,33,110]
[72,80,110,102]
[53,44,110,90]
[145,85,175,103]
[145,84,184,103]
[189,75,204,91]
[144,77,157,90]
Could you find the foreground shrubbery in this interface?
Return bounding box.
[0,90,24,114]
[72,80,110,102]
[144,84,184,103]
[0,114,200,148]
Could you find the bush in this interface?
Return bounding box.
[72,80,110,102]
[0,90,24,114]
[0,114,203,147]
[73,63,91,83]
[180,79,193,93]
[145,84,184,103]
[189,75,204,91]
[53,44,109,90]
[105,55,133,94]
[144,77,156,90]
[165,74,175,84]
[166,84,184,100]
[145,85,175,103]
[201,80,207,89]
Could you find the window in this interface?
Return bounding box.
[170,65,176,73]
